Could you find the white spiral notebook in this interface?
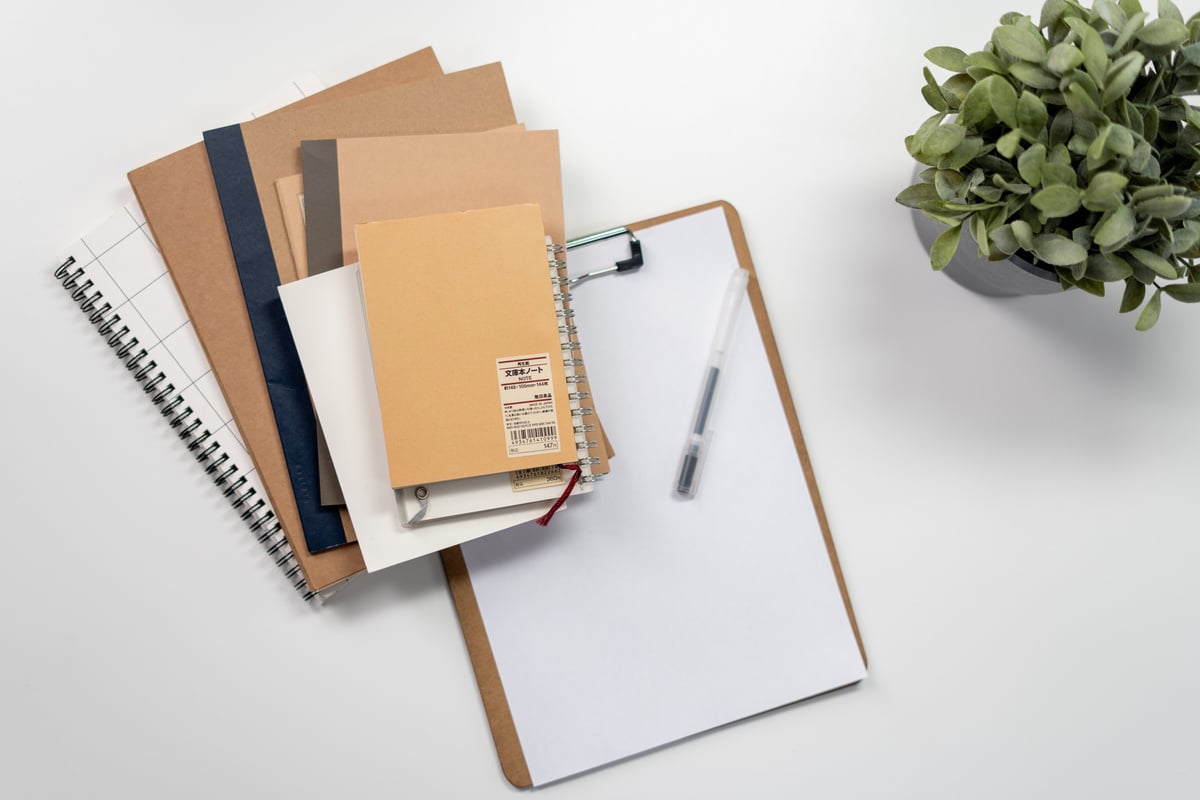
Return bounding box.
[52,79,327,601]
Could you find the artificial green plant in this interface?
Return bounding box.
[898,0,1200,329]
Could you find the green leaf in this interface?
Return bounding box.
[964,51,1008,79]
[1040,0,1071,28]
[1163,282,1200,301]
[939,135,985,170]
[1041,161,1078,186]
[1108,124,1135,156]
[1087,124,1114,169]
[1113,11,1149,53]
[1009,61,1061,90]
[1049,143,1072,165]
[1135,194,1194,218]
[990,77,1020,128]
[973,214,991,257]
[1031,184,1083,216]
[990,225,1021,254]
[1094,0,1129,29]
[1012,219,1035,251]
[1073,20,1110,81]
[922,67,950,112]
[1180,42,1200,65]
[1075,277,1107,296]
[1130,248,1180,278]
[1046,42,1085,74]
[1018,143,1047,184]
[934,170,964,199]
[1103,52,1146,105]
[1094,203,1137,247]
[942,74,976,106]
[994,25,1048,62]
[922,85,949,113]
[896,182,941,208]
[1131,184,1176,202]
[1158,0,1184,23]
[997,128,1024,158]
[994,175,1033,194]
[971,184,1004,202]
[1049,108,1075,148]
[907,112,947,156]
[926,46,969,72]
[1135,288,1163,330]
[1119,277,1147,311]
[1136,18,1190,47]
[1119,0,1146,17]
[1064,81,1104,124]
[1016,91,1049,135]
[923,124,968,156]
[958,78,995,128]
[1032,233,1088,265]
[1086,253,1135,280]
[1083,172,1129,210]
[930,223,963,269]
[1167,224,1200,253]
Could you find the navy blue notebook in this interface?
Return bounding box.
[202,123,349,554]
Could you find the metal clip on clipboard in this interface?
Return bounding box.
[565,227,643,286]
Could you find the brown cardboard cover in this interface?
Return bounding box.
[356,204,576,487]
[127,51,517,590]
[442,202,866,787]
[275,174,309,278]
[322,130,609,476]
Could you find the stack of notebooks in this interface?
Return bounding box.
[53,46,867,787]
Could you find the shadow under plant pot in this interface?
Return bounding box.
[911,209,1064,298]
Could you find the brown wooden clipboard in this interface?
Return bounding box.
[441,200,865,787]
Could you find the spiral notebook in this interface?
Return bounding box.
[52,79,328,602]
[53,200,316,600]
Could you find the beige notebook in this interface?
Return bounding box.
[356,204,589,489]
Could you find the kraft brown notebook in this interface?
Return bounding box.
[442,202,866,787]
[128,51,517,589]
[293,128,610,485]
[199,63,518,555]
[356,203,587,489]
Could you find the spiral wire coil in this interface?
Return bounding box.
[55,256,316,602]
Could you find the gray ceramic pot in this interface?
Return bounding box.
[910,209,1064,297]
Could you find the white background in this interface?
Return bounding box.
[4,0,1199,798]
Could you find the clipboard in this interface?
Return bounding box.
[441,201,866,787]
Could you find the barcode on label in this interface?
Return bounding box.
[510,426,557,443]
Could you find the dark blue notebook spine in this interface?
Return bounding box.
[202,123,349,556]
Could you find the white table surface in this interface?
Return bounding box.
[5,1,1199,797]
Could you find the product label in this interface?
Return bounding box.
[496,353,561,458]
[510,464,565,492]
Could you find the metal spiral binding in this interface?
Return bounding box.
[54,255,316,602]
[547,240,602,488]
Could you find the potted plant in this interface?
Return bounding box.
[897,0,1200,329]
